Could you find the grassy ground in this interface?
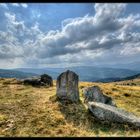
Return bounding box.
[0,78,140,137]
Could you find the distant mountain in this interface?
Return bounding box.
[13,66,140,82]
[14,68,60,79]
[0,69,38,79]
[94,77,122,83]
[123,73,140,80]
[102,61,140,71]
[96,73,140,83]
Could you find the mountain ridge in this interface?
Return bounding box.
[0,69,38,79]
[13,66,140,81]
[1,66,140,82]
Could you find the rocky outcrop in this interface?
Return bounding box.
[88,102,140,128]
[56,70,79,102]
[83,86,116,107]
[23,74,53,87]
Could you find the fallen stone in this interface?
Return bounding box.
[56,70,79,102]
[88,101,140,128]
[23,74,53,87]
[83,86,116,107]
[23,77,41,87]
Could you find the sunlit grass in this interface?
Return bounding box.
[0,78,140,137]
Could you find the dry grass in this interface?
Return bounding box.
[0,78,140,137]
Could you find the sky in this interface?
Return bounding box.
[0,3,140,68]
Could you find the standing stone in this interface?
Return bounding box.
[56,70,79,102]
[83,86,116,107]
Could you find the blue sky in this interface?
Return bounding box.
[0,3,140,68]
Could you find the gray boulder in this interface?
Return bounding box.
[88,102,140,128]
[23,74,53,87]
[23,77,42,87]
[83,86,116,107]
[41,74,53,86]
[56,70,79,102]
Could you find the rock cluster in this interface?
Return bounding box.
[83,86,140,128]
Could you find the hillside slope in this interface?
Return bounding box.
[0,78,140,137]
[121,73,140,81]
[96,73,140,83]
[0,69,38,79]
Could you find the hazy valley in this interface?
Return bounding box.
[1,65,140,82]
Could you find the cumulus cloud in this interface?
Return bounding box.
[4,12,26,37]
[20,3,28,8]
[34,3,128,58]
[0,3,8,9]
[0,44,23,59]
[11,3,20,7]
[0,3,140,68]
[11,3,28,8]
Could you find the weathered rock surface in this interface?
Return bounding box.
[23,74,53,87]
[41,74,53,86]
[83,86,116,107]
[88,102,140,128]
[23,77,41,86]
[56,70,79,102]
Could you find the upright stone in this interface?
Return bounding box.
[56,70,79,102]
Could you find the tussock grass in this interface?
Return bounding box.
[0,78,140,137]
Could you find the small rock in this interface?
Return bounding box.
[124,93,130,97]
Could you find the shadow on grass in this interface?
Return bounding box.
[49,95,140,133]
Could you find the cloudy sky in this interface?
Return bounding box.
[0,3,140,68]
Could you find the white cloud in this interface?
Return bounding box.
[0,3,8,9]
[20,3,28,8]
[0,3,140,68]
[5,12,26,37]
[11,3,20,7]
[31,9,41,20]
[11,3,28,8]
[33,3,127,59]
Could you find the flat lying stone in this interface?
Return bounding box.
[83,86,116,107]
[88,101,140,128]
[23,74,53,87]
[23,77,42,86]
